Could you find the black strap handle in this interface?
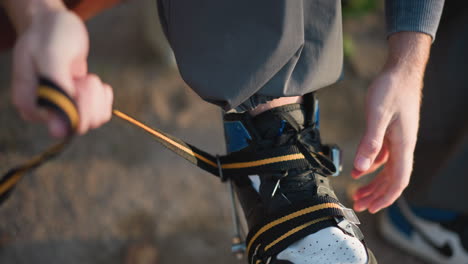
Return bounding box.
[0,77,78,203]
[37,77,79,135]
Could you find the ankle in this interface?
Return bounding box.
[248,96,303,116]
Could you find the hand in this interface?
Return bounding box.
[351,32,432,214]
[6,2,113,137]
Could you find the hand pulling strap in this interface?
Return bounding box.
[0,77,336,205]
[0,78,78,204]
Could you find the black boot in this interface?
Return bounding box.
[223,98,377,264]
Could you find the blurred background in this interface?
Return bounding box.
[0,0,425,263]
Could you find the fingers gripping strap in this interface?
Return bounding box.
[37,77,79,133]
[111,111,330,179]
[0,78,77,204]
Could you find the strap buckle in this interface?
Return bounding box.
[323,144,342,177]
[216,155,228,182]
[219,154,246,260]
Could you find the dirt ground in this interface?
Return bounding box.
[0,1,425,263]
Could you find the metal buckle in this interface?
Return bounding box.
[216,155,228,182]
[341,207,361,225]
[220,154,246,260]
[323,144,342,177]
[231,236,246,260]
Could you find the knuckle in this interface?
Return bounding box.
[396,139,415,149]
[12,94,24,109]
[397,180,409,190]
[388,177,407,192]
[77,116,88,134]
[108,89,114,103]
[78,126,86,135]
[11,88,24,105]
[389,185,405,200]
[106,108,113,122]
[12,95,31,115]
[91,113,111,130]
[92,119,105,130]
[42,46,57,62]
[78,122,89,135]
[87,73,98,80]
[380,200,394,210]
[84,74,102,88]
[87,74,101,83]
[373,106,390,119]
[88,122,98,130]
[364,139,381,154]
[100,112,111,125]
[104,84,113,96]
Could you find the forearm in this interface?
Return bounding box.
[385,32,432,81]
[2,0,66,33]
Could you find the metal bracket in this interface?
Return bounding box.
[216,155,228,182]
[323,144,342,177]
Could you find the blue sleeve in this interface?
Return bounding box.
[385,0,445,41]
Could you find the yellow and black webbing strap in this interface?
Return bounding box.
[216,145,314,178]
[245,197,345,263]
[0,77,79,204]
[112,110,222,176]
[36,78,79,133]
[1,77,337,205]
[112,111,330,179]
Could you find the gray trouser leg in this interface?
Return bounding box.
[156,0,343,111]
[405,4,468,213]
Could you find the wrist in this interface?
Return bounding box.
[2,0,66,34]
[384,32,432,79]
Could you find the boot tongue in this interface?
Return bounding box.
[251,104,306,140]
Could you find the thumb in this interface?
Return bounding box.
[11,37,42,122]
[354,115,388,174]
